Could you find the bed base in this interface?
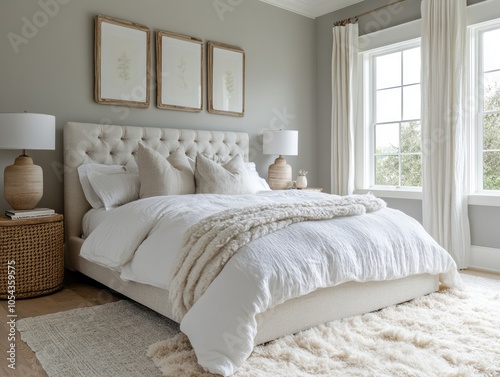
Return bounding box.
[68,236,438,345]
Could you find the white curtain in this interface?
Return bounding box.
[421,0,470,268]
[331,23,358,196]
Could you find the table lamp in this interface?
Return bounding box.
[263,129,298,190]
[0,113,56,210]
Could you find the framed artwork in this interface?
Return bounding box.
[207,41,245,117]
[94,15,151,108]
[156,30,203,112]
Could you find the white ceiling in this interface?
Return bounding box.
[259,0,365,19]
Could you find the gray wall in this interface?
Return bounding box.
[0,0,317,214]
[316,0,500,249]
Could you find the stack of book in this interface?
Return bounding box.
[5,208,56,220]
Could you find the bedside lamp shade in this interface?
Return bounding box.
[263,130,298,190]
[0,113,56,210]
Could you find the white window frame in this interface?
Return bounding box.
[469,19,500,196]
[467,1,500,206]
[359,38,422,198]
[354,19,422,199]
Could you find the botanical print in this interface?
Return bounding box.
[224,69,234,99]
[117,51,132,85]
[100,26,147,102]
[211,46,243,114]
[176,57,188,90]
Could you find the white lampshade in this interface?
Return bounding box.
[0,113,55,210]
[0,113,55,150]
[263,130,298,156]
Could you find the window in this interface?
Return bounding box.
[363,41,422,189]
[473,21,500,192]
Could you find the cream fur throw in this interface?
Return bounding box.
[169,194,386,318]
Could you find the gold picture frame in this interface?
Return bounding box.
[94,15,151,108]
[208,41,245,117]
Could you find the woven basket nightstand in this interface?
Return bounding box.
[0,214,64,299]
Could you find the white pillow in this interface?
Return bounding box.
[77,164,127,208]
[137,143,195,198]
[88,170,140,210]
[245,162,271,191]
[195,154,256,195]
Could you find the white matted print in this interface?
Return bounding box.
[208,42,245,117]
[156,31,203,112]
[95,15,151,108]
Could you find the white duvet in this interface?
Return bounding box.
[80,190,461,376]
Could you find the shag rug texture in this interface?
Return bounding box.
[17,274,500,377]
[150,274,500,377]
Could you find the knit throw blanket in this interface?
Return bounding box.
[169,194,386,318]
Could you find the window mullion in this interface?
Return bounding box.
[399,51,404,188]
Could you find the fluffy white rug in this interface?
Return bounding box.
[148,274,500,377]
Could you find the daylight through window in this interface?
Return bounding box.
[477,25,500,191]
[367,43,422,188]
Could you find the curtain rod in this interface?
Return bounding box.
[333,0,410,27]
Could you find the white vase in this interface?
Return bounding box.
[296,175,307,189]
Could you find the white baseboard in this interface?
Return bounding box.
[469,246,500,273]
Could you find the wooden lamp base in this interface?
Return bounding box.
[268,156,292,190]
[4,154,43,210]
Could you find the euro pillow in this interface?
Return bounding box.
[87,170,140,210]
[137,143,195,198]
[78,164,128,208]
[195,154,256,194]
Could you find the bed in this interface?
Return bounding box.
[63,121,460,376]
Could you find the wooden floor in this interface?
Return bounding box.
[1,268,499,377]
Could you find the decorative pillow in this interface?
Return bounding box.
[137,143,195,198]
[87,170,140,210]
[245,162,271,191]
[195,154,256,195]
[77,164,127,208]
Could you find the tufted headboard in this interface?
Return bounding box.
[63,121,249,251]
